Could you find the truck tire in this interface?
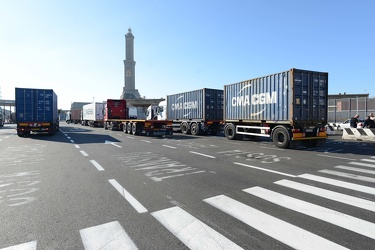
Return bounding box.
[191,123,200,135]
[181,122,189,134]
[132,123,140,135]
[127,123,132,134]
[123,123,128,133]
[272,127,290,148]
[224,123,236,140]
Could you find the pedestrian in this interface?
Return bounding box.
[364,113,375,128]
[350,114,359,128]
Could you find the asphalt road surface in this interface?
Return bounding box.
[0,123,374,249]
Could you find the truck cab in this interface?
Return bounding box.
[147,103,164,120]
[156,100,167,121]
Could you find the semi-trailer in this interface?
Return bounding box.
[158,88,224,135]
[81,102,104,127]
[103,99,173,137]
[15,87,59,137]
[223,68,328,148]
[66,102,91,124]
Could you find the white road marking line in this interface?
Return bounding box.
[151,206,243,250]
[275,179,375,211]
[260,146,285,151]
[127,136,135,139]
[90,160,104,171]
[162,145,177,149]
[80,151,88,157]
[244,186,375,240]
[316,154,356,160]
[190,151,215,158]
[349,161,375,168]
[80,221,137,250]
[104,140,122,148]
[234,162,296,177]
[70,140,74,143]
[335,165,375,175]
[299,173,375,195]
[150,171,206,182]
[361,159,375,163]
[74,144,80,148]
[108,179,148,213]
[0,241,37,250]
[67,137,71,139]
[204,195,347,250]
[319,169,375,183]
[141,140,151,143]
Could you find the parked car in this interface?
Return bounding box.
[336,119,364,131]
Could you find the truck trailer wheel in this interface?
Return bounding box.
[181,122,189,134]
[132,123,141,135]
[126,123,132,134]
[224,123,236,140]
[190,123,200,135]
[272,127,290,148]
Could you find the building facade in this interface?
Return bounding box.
[328,94,375,122]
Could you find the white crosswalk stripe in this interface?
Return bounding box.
[0,241,37,250]
[274,179,375,211]
[298,173,375,194]
[361,159,375,163]
[319,169,375,183]
[151,206,243,249]
[204,195,348,250]
[349,161,375,168]
[79,221,137,250]
[335,165,375,175]
[243,186,375,239]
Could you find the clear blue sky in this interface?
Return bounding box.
[1,0,374,110]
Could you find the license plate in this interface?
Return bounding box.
[153,131,165,135]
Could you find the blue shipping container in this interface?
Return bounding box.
[15,88,58,122]
[224,68,328,124]
[166,88,223,121]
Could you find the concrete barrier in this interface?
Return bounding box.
[328,122,339,130]
[342,128,375,141]
[325,125,336,135]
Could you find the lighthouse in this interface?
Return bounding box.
[120,28,141,99]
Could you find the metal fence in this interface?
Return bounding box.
[328,97,375,122]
